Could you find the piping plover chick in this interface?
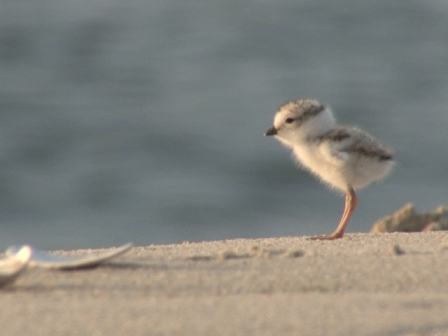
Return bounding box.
[264,99,393,240]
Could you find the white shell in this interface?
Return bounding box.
[0,245,32,287]
[6,243,132,270]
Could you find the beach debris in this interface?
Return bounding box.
[187,255,213,261]
[391,244,405,256]
[215,250,243,261]
[284,249,305,258]
[247,245,261,257]
[187,251,249,262]
[248,246,286,259]
[371,203,448,233]
[5,243,132,270]
[188,245,306,262]
[0,245,32,288]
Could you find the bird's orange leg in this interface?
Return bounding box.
[309,187,357,240]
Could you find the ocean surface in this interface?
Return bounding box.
[1,0,448,249]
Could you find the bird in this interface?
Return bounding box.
[264,99,394,240]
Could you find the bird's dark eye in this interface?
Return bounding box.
[285,117,295,124]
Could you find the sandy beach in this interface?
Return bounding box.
[2,232,448,335]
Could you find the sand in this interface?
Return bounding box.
[1,232,448,335]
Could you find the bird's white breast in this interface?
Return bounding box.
[292,139,393,192]
[292,142,350,191]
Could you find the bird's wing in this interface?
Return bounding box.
[318,126,392,165]
[316,127,353,166]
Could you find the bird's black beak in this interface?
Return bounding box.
[264,126,278,136]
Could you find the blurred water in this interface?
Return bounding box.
[0,0,448,249]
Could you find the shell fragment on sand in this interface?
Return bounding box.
[5,243,132,270]
[0,245,32,288]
